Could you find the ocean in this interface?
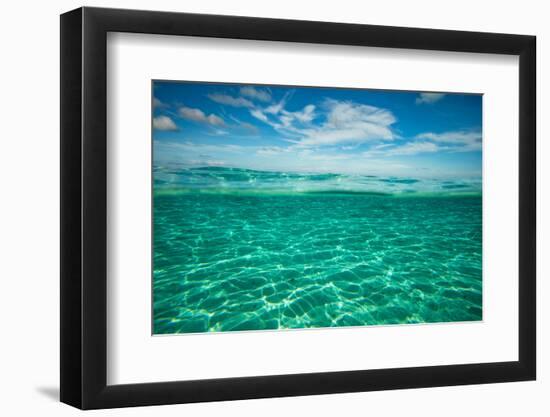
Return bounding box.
[153,166,482,334]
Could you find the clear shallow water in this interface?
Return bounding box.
[153,167,482,334]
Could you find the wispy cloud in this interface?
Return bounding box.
[229,116,260,134]
[207,128,229,136]
[362,130,482,157]
[416,130,481,151]
[207,93,254,108]
[383,142,439,156]
[416,93,445,104]
[264,91,293,115]
[179,106,225,127]
[240,86,272,102]
[250,109,269,123]
[256,146,289,156]
[153,115,178,131]
[188,159,226,167]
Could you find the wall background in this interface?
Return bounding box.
[0,0,545,415]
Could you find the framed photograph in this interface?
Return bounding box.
[60,7,536,409]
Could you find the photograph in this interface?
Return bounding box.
[152,81,483,335]
[51,2,540,412]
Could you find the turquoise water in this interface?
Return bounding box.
[153,167,482,334]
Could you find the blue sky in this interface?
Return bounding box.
[152,81,482,178]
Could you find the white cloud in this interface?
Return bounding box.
[207,93,254,108]
[256,146,289,156]
[248,98,397,147]
[416,130,480,144]
[361,130,482,157]
[416,130,482,151]
[178,106,225,127]
[371,143,393,150]
[294,100,397,147]
[325,100,396,127]
[208,129,229,136]
[188,159,226,167]
[283,104,316,124]
[265,102,284,114]
[416,93,446,104]
[250,109,270,123]
[299,128,379,146]
[265,92,292,115]
[384,142,440,156]
[153,97,165,108]
[153,115,178,131]
[240,86,272,102]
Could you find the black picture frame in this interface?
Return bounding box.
[60,6,536,410]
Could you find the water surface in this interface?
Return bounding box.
[153,167,482,334]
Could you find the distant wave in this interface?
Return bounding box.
[153,166,482,197]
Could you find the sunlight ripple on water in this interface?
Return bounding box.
[153,167,482,334]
